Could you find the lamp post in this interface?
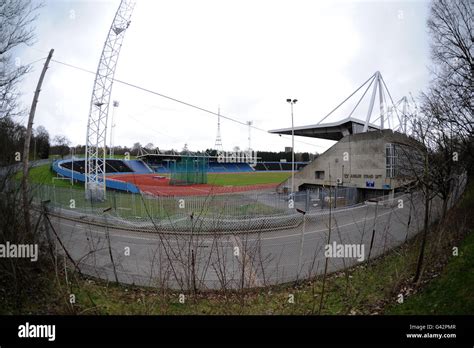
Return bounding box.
[286,98,297,194]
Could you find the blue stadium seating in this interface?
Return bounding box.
[207,163,254,172]
[145,162,255,173]
[147,161,307,173]
[125,160,153,174]
[253,162,308,171]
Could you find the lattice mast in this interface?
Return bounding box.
[214,106,223,151]
[246,121,253,151]
[85,0,135,200]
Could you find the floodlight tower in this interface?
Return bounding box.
[85,0,135,201]
[246,121,253,151]
[215,106,223,151]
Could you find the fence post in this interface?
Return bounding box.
[296,209,306,281]
[53,185,56,208]
[367,201,379,263]
[305,190,310,212]
[41,200,55,261]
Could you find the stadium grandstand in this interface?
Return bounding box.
[254,162,308,171]
[59,159,153,175]
[137,150,308,173]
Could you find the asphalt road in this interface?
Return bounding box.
[41,188,456,290]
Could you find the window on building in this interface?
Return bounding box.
[315,170,325,180]
[386,142,426,180]
[385,143,397,178]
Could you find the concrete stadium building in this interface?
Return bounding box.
[269,117,424,201]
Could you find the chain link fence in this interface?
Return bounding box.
[32,185,361,233]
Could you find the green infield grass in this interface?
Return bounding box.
[207,172,290,186]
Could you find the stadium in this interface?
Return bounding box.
[26,1,467,293]
[52,153,307,197]
[2,0,474,340]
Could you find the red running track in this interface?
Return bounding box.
[108,173,278,196]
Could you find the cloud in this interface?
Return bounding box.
[17,0,431,153]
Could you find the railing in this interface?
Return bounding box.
[31,184,370,233]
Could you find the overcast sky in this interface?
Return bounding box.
[16,0,432,153]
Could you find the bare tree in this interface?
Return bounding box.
[424,0,474,171]
[131,142,141,156]
[0,116,26,165]
[144,142,154,150]
[33,125,50,159]
[428,0,473,91]
[0,0,42,119]
[52,135,71,159]
[399,0,474,283]
[0,0,48,312]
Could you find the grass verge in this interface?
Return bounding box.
[16,163,83,189]
[386,231,474,315]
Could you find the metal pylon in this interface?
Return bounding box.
[85,0,135,201]
[215,107,223,151]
